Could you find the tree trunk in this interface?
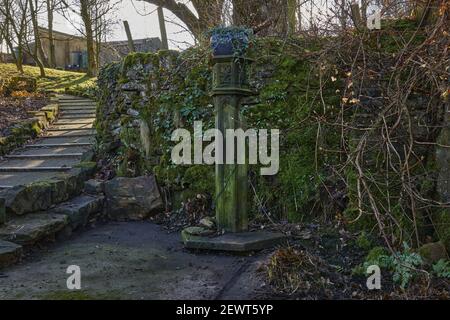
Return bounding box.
[16,46,24,74]
[29,0,48,69]
[141,0,221,39]
[4,28,23,73]
[46,0,56,68]
[340,0,347,30]
[80,0,97,77]
[287,0,297,35]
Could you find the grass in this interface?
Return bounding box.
[0,63,96,93]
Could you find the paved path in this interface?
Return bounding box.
[0,96,96,189]
[0,222,267,300]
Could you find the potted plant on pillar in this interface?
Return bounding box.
[209,26,253,57]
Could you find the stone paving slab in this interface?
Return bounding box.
[55,118,96,125]
[0,172,58,187]
[43,130,95,137]
[50,195,104,230]
[0,158,80,169]
[11,146,91,156]
[59,110,96,114]
[51,124,94,130]
[36,136,93,144]
[0,213,68,246]
[182,231,288,252]
[58,103,96,107]
[0,240,22,269]
[32,136,94,145]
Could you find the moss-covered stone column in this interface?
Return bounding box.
[212,55,252,233]
[0,198,5,225]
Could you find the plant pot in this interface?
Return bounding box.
[210,29,250,56]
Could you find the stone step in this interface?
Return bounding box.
[50,195,104,230]
[13,146,91,156]
[44,129,95,137]
[58,99,94,102]
[0,157,79,168]
[58,100,94,103]
[55,119,96,125]
[0,167,72,172]
[59,109,96,113]
[59,107,96,114]
[0,240,22,269]
[0,172,59,187]
[50,124,94,130]
[60,111,96,115]
[0,213,67,246]
[43,134,95,139]
[24,143,93,148]
[35,136,94,144]
[59,112,96,120]
[58,99,94,103]
[5,154,83,159]
[58,103,96,107]
[58,115,96,120]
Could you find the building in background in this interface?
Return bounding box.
[100,37,162,65]
[21,27,162,71]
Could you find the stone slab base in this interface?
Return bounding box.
[0,240,22,268]
[0,213,67,246]
[181,230,288,252]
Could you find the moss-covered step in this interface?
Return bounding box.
[0,103,60,157]
[181,229,288,252]
[0,162,96,215]
[50,195,105,230]
[55,118,96,124]
[9,145,91,157]
[4,154,84,160]
[50,124,95,130]
[24,143,93,148]
[0,213,68,246]
[59,108,96,113]
[0,240,22,269]
[44,130,95,138]
[59,110,95,114]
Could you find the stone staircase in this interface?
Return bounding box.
[0,95,104,269]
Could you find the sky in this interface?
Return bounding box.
[1,0,382,53]
[0,0,195,52]
[54,0,195,50]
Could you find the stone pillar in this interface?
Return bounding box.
[212,55,252,233]
[123,21,135,53]
[157,6,169,50]
[0,198,5,225]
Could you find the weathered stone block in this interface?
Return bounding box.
[104,175,163,221]
[84,179,105,195]
[0,184,53,216]
[0,240,22,269]
[0,213,68,246]
[181,231,288,252]
[51,195,104,229]
[5,76,37,94]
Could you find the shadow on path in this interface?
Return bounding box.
[0,222,267,300]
